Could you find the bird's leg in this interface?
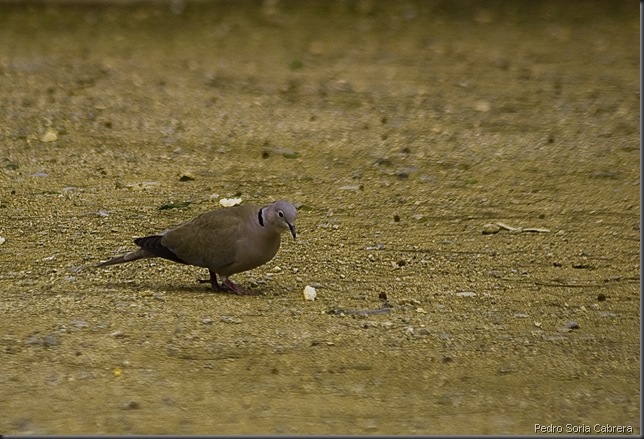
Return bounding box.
[209,270,224,291]
[222,278,258,296]
[198,270,226,291]
[200,272,257,295]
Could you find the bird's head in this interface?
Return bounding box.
[262,201,297,238]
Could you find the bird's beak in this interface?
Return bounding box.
[288,223,297,239]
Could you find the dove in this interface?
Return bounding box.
[98,200,297,295]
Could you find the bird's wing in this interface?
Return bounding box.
[160,205,257,270]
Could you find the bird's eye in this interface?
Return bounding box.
[278,211,284,217]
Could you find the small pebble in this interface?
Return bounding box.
[572,262,592,269]
[498,364,517,374]
[482,223,500,234]
[40,130,58,143]
[303,285,317,301]
[41,335,59,346]
[396,171,409,180]
[121,401,140,410]
[178,172,195,181]
[474,100,491,112]
[456,291,477,297]
[399,298,421,306]
[26,335,42,345]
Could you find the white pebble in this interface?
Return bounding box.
[303,285,316,301]
[219,197,242,207]
[0,236,5,245]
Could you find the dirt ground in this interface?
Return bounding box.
[0,0,640,435]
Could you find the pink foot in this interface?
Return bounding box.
[223,279,258,296]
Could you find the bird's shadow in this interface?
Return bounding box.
[97,280,265,296]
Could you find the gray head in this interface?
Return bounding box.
[262,201,297,238]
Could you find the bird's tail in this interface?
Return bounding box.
[96,248,153,267]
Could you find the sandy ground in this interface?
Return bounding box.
[0,0,640,435]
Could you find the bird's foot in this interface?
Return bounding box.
[223,279,259,296]
[199,272,258,295]
[197,278,227,292]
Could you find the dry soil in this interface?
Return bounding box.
[0,0,640,435]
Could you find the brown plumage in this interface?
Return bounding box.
[98,201,297,295]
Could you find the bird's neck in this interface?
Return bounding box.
[257,208,265,227]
